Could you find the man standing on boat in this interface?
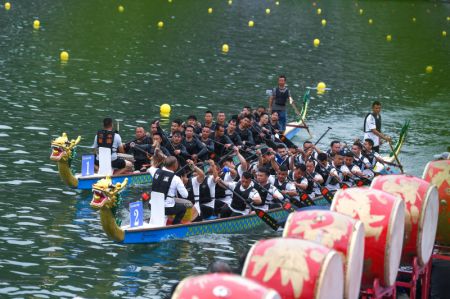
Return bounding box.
[148,156,189,225]
[363,101,391,153]
[93,117,132,175]
[268,75,295,132]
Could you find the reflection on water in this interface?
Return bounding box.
[0,0,449,297]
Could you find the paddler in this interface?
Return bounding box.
[147,156,189,225]
[93,117,132,175]
[363,101,391,153]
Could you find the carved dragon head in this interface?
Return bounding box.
[50,133,81,162]
[90,177,128,209]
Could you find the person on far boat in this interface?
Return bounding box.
[216,171,262,218]
[268,75,295,132]
[253,105,266,122]
[211,124,233,158]
[123,126,152,171]
[183,125,206,163]
[184,115,202,135]
[236,115,255,148]
[363,101,391,153]
[215,111,228,129]
[225,119,243,146]
[148,133,170,158]
[241,106,252,117]
[93,117,132,175]
[148,156,189,225]
[168,131,189,168]
[170,119,184,138]
[202,110,216,131]
[269,111,281,135]
[198,126,215,161]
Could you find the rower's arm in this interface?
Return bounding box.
[234,146,248,171]
[371,128,391,142]
[268,95,274,112]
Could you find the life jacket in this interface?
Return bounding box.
[230,182,252,212]
[274,178,288,191]
[185,178,197,205]
[151,169,175,198]
[315,163,331,182]
[354,155,365,170]
[274,87,289,106]
[199,178,214,204]
[253,182,270,206]
[363,151,377,167]
[215,173,227,198]
[97,130,115,149]
[364,113,381,133]
[303,175,315,194]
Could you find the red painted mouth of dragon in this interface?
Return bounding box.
[91,189,108,207]
[50,146,64,160]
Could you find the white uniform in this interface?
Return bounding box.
[364,114,380,147]
[148,166,188,207]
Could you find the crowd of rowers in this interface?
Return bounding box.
[93,107,387,225]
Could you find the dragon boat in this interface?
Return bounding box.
[50,133,153,190]
[89,176,331,244]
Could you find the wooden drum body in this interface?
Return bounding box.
[331,187,405,288]
[172,273,281,299]
[423,159,450,246]
[371,174,439,266]
[242,238,344,299]
[283,210,364,299]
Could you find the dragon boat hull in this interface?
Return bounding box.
[118,197,330,244]
[76,172,152,190]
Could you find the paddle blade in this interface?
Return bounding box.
[256,210,280,231]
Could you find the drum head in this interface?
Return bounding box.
[385,199,405,286]
[418,186,439,265]
[346,221,365,299]
[317,251,344,299]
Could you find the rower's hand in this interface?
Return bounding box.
[174,149,181,155]
[233,146,239,153]
[225,143,232,148]
[385,135,392,142]
[289,98,294,105]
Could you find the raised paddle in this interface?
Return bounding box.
[286,124,309,129]
[290,99,312,138]
[388,141,404,174]
[130,142,152,159]
[217,180,280,231]
[314,127,332,146]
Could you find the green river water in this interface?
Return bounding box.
[0,0,449,298]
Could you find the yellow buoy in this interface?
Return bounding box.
[222,44,229,53]
[33,20,40,30]
[266,8,271,14]
[5,2,11,10]
[368,19,373,25]
[248,20,254,27]
[60,51,69,62]
[208,7,213,14]
[359,8,364,15]
[443,31,447,37]
[228,0,232,5]
[321,19,326,26]
[160,104,171,117]
[275,1,280,5]
[168,0,172,3]
[313,38,320,47]
[447,16,450,21]
[386,34,392,42]
[412,17,416,22]
[425,66,433,73]
[317,82,326,91]
[118,5,124,13]
[158,21,164,28]
[317,8,322,15]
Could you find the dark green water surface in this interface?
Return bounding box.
[0,0,449,297]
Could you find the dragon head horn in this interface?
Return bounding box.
[115,178,128,192]
[70,136,82,148]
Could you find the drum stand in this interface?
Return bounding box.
[395,257,431,299]
[360,279,396,299]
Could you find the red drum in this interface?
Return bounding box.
[242,238,344,299]
[283,210,364,299]
[172,273,281,299]
[423,159,450,246]
[371,174,439,266]
[331,187,405,288]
